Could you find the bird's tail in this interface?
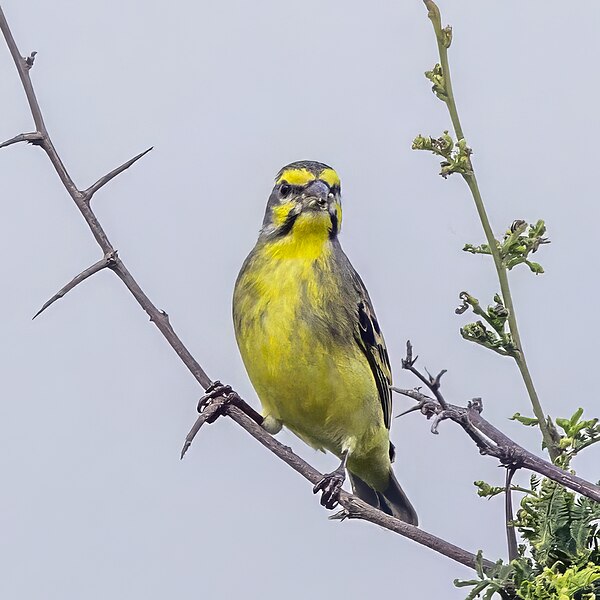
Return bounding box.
[349,470,418,526]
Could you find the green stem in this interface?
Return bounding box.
[570,437,600,458]
[511,486,535,495]
[424,0,559,462]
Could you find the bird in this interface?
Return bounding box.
[232,160,418,525]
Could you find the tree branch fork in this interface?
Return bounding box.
[393,343,600,504]
[1,2,598,580]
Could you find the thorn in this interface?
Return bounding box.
[150,309,170,325]
[32,252,115,319]
[180,439,192,460]
[83,146,153,201]
[25,51,37,69]
[0,132,43,149]
[395,404,423,418]
[328,509,349,521]
[468,397,484,413]
[180,397,228,460]
[401,340,418,368]
[431,369,447,390]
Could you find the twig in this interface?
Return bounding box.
[422,0,558,461]
[32,252,116,319]
[469,409,600,502]
[396,391,600,504]
[0,131,43,148]
[180,398,227,459]
[394,344,600,503]
[505,467,518,561]
[83,147,154,202]
[401,341,448,409]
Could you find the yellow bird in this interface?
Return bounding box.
[233,161,417,525]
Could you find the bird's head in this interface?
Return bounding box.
[261,161,342,241]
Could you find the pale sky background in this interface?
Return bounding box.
[1,1,599,599]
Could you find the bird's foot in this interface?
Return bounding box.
[197,381,264,426]
[197,381,233,423]
[197,381,232,412]
[313,464,346,510]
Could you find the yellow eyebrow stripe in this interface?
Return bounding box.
[277,168,315,186]
[276,167,341,188]
[318,168,340,188]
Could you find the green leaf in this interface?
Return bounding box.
[526,260,544,274]
[424,63,448,100]
[570,408,585,427]
[412,130,473,177]
[511,412,539,427]
[474,480,505,499]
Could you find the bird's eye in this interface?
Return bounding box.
[280,183,291,197]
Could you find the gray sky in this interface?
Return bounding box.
[1,1,599,598]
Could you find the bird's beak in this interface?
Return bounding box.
[301,180,330,211]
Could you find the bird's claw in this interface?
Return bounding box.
[197,380,233,413]
[197,381,239,424]
[313,471,345,510]
[328,508,350,521]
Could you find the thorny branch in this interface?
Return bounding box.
[394,342,600,504]
[185,394,496,571]
[0,4,493,573]
[0,5,211,391]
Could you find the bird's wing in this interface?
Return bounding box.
[348,270,393,430]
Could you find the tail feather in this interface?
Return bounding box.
[349,471,418,526]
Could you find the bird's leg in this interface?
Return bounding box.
[313,451,348,509]
[197,380,264,426]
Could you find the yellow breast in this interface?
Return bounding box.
[233,232,384,457]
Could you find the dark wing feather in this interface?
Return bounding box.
[349,270,393,430]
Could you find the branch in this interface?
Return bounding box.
[0,4,211,390]
[0,131,43,148]
[401,340,448,409]
[184,397,496,572]
[32,252,116,319]
[394,343,600,504]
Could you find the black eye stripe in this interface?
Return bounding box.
[279,181,304,198]
[329,210,339,239]
[279,180,340,195]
